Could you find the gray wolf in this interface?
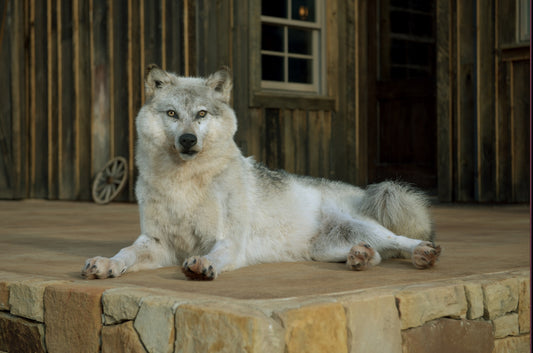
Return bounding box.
[82,65,441,281]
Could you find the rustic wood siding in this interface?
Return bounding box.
[0,0,187,200]
[0,0,529,203]
[244,108,333,178]
[436,0,530,202]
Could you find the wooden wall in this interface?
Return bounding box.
[1,0,529,202]
[0,0,188,200]
[436,0,530,202]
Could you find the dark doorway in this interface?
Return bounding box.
[367,0,437,193]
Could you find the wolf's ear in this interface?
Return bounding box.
[145,64,172,99]
[206,67,232,103]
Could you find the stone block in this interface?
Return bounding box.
[9,279,64,322]
[274,302,348,353]
[175,302,284,353]
[102,321,147,353]
[482,278,519,320]
[464,282,484,319]
[492,334,530,353]
[493,313,519,339]
[44,283,107,353]
[134,296,182,353]
[102,287,160,324]
[401,318,494,353]
[518,278,530,334]
[0,312,46,353]
[341,293,402,353]
[0,282,9,311]
[395,284,467,329]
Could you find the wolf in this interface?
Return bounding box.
[82,65,441,281]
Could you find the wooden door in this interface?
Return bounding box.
[367,0,437,192]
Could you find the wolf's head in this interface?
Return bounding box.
[136,65,238,164]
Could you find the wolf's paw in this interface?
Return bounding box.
[82,256,126,279]
[412,242,442,269]
[347,243,375,271]
[182,256,217,281]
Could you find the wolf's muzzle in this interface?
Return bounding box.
[179,133,197,149]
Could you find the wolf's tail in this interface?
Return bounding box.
[358,181,434,242]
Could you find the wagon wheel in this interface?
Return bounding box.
[92,157,128,205]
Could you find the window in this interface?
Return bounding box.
[260,0,323,93]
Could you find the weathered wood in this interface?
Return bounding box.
[436,0,453,201]
[47,0,59,199]
[58,0,76,199]
[74,0,92,200]
[90,0,111,180]
[0,0,13,198]
[355,0,370,186]
[30,0,49,198]
[476,0,496,202]
[455,0,476,201]
[264,108,282,169]
[495,61,512,201]
[510,60,530,202]
[129,0,141,200]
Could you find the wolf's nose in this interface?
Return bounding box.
[179,134,197,149]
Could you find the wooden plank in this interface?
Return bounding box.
[90,0,111,177]
[128,0,141,200]
[58,0,76,199]
[30,0,49,198]
[321,111,332,178]
[436,0,453,201]
[510,60,530,202]
[476,0,496,202]
[455,0,476,201]
[6,0,28,198]
[163,0,183,72]
[496,0,515,47]
[264,108,282,169]
[110,0,130,201]
[74,0,92,200]
[142,0,162,69]
[232,0,250,149]
[495,61,512,201]
[246,108,265,163]
[183,0,196,75]
[281,110,295,173]
[47,0,59,199]
[293,109,308,175]
[354,0,370,185]
[307,111,320,177]
[0,0,13,198]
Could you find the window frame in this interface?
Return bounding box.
[255,0,326,95]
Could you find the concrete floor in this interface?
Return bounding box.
[0,200,530,299]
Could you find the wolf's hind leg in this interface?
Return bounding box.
[311,208,440,270]
[310,210,383,269]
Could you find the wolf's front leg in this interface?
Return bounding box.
[82,234,174,279]
[181,239,237,281]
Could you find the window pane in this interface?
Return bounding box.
[262,55,285,81]
[288,58,312,83]
[262,24,284,52]
[291,0,315,22]
[288,28,312,55]
[262,0,287,18]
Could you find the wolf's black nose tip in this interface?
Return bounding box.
[179,134,197,149]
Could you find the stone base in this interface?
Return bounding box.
[0,270,529,353]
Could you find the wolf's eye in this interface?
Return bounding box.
[197,110,207,119]
[167,110,177,118]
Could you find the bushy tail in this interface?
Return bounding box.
[358,181,434,241]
